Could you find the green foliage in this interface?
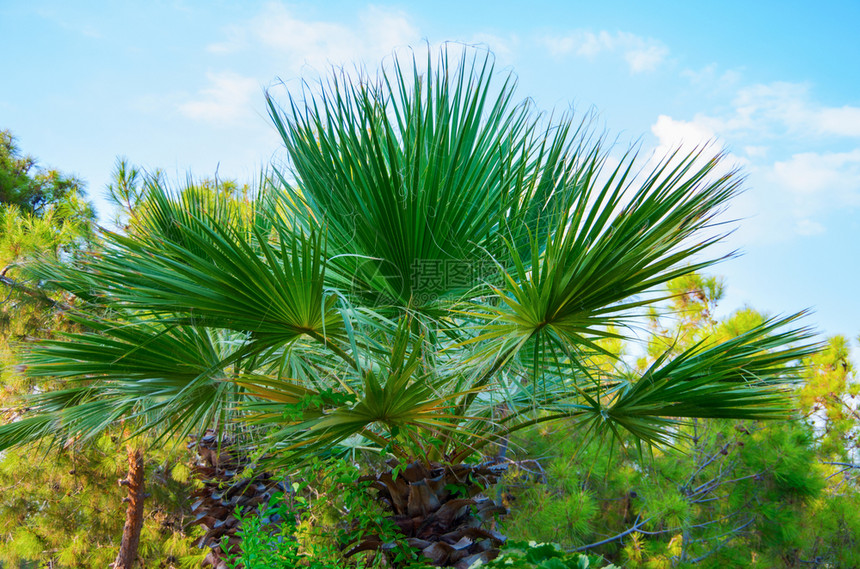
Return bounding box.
[0,129,94,394]
[798,334,858,459]
[504,459,599,545]
[0,434,202,568]
[501,273,860,568]
[0,51,827,568]
[472,541,616,568]
[0,133,197,568]
[224,458,430,568]
[0,49,818,472]
[0,130,91,218]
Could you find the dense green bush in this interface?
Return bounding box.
[473,541,617,568]
[497,275,860,568]
[223,459,430,569]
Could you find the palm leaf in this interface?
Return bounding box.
[0,319,247,448]
[268,48,576,310]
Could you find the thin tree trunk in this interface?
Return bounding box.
[114,445,145,569]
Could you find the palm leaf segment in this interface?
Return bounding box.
[1,48,817,464]
[270,49,573,309]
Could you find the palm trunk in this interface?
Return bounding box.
[189,432,277,569]
[114,445,145,569]
[356,460,509,568]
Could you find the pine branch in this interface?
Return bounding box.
[0,268,67,309]
[688,518,755,563]
[569,516,652,551]
[822,461,860,469]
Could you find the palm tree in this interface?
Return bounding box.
[0,48,816,568]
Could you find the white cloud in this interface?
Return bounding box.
[651,114,719,153]
[544,30,607,57]
[206,2,420,73]
[744,145,768,159]
[700,81,860,139]
[795,219,826,236]
[185,4,423,128]
[624,43,668,73]
[36,7,102,38]
[682,64,742,89]
[649,114,746,177]
[359,6,420,58]
[817,106,860,137]
[772,149,860,200]
[178,72,260,124]
[649,77,860,244]
[469,33,520,64]
[206,28,246,54]
[542,30,668,73]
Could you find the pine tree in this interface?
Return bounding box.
[500,273,860,567]
[0,136,201,568]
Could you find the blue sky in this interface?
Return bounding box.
[1,0,858,346]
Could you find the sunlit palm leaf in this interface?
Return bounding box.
[471,149,739,352]
[240,325,485,462]
[269,49,577,309]
[1,47,821,482]
[77,186,343,353]
[605,313,817,421]
[0,319,247,448]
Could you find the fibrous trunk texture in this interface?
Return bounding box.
[188,432,510,569]
[114,446,145,569]
[189,432,281,569]
[357,460,509,568]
